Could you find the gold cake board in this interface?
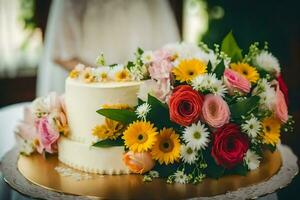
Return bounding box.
[17,150,282,199]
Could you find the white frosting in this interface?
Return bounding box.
[58,136,130,175]
[65,78,141,144]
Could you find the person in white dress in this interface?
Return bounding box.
[37,0,180,96]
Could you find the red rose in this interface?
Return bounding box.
[211,123,249,169]
[169,85,204,126]
[277,74,288,105]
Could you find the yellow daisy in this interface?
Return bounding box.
[151,128,181,165]
[115,69,131,81]
[230,62,260,83]
[123,121,158,152]
[92,118,125,140]
[261,117,281,145]
[69,69,79,79]
[83,70,95,83]
[172,59,207,83]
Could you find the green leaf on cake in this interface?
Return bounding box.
[97,109,137,124]
[213,60,225,79]
[221,31,243,62]
[93,137,124,148]
[229,96,260,120]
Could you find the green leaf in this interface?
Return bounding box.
[97,109,137,124]
[207,61,212,73]
[137,47,144,55]
[229,96,260,120]
[221,31,243,62]
[214,60,225,79]
[126,61,135,70]
[93,137,124,148]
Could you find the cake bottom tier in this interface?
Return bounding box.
[57,136,130,175]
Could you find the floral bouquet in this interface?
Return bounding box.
[95,32,294,184]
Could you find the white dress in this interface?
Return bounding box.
[37,0,180,96]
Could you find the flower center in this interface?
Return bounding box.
[188,70,194,76]
[179,101,193,115]
[186,147,193,154]
[193,131,201,139]
[159,139,174,153]
[101,73,107,79]
[249,124,254,129]
[137,133,148,143]
[242,70,248,76]
[266,125,271,132]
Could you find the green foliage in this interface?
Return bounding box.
[221,31,243,62]
[96,109,137,124]
[229,96,260,120]
[92,137,124,148]
[206,61,213,73]
[213,60,225,79]
[227,163,249,176]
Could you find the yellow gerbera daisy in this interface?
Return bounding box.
[123,121,158,152]
[151,128,181,165]
[261,117,281,145]
[230,62,260,83]
[115,69,131,81]
[69,69,79,79]
[92,118,125,140]
[172,59,207,83]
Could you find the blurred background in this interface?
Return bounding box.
[0,0,299,199]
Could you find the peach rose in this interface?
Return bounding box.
[123,151,155,174]
[275,86,288,123]
[202,94,230,128]
[224,68,251,94]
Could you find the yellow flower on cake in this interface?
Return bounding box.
[230,62,260,83]
[123,121,158,152]
[261,117,281,145]
[172,59,207,83]
[110,64,131,81]
[69,69,80,79]
[82,68,95,83]
[151,128,181,165]
[92,118,124,140]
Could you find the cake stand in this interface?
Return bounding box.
[1,145,298,200]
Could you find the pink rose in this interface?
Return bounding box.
[202,94,230,128]
[36,117,60,154]
[224,68,251,94]
[148,59,173,80]
[123,151,155,174]
[275,85,288,123]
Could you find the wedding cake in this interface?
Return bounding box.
[16,32,293,185]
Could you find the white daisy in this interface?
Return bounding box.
[244,150,261,170]
[253,51,280,74]
[94,66,110,81]
[180,144,197,164]
[174,170,189,184]
[241,117,261,138]
[252,79,276,111]
[149,170,159,178]
[135,103,151,121]
[141,51,154,64]
[191,74,227,97]
[108,64,124,79]
[182,121,210,150]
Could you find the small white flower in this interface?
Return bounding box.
[241,117,261,138]
[252,79,276,111]
[180,144,197,164]
[141,51,154,64]
[74,63,85,71]
[149,170,159,178]
[191,74,227,97]
[94,66,110,81]
[32,97,49,118]
[182,121,210,150]
[254,51,280,74]
[135,103,151,121]
[108,64,125,80]
[16,135,35,155]
[174,170,189,184]
[244,150,261,170]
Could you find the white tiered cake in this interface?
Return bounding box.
[58,77,141,174]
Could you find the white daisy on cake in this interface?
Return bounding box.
[109,64,132,81]
[241,117,261,138]
[253,51,280,75]
[135,103,151,121]
[94,66,110,82]
[180,144,197,164]
[182,121,210,150]
[244,150,261,170]
[174,170,189,184]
